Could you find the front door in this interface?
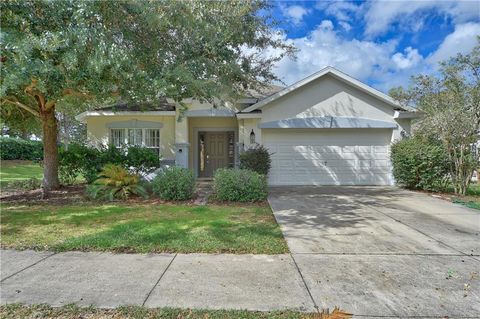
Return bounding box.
[198,132,230,177]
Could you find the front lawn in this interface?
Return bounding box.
[0,202,288,254]
[1,304,312,319]
[0,160,43,188]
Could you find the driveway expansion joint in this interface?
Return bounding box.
[0,251,57,283]
[142,253,177,306]
[289,253,319,313]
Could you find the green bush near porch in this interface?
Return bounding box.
[214,168,267,202]
[240,144,272,175]
[59,143,160,184]
[152,167,196,201]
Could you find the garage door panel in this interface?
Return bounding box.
[263,129,392,186]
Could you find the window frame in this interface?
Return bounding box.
[110,127,161,156]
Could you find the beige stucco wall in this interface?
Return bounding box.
[239,118,262,149]
[86,115,176,160]
[260,74,411,142]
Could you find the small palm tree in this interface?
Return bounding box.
[87,164,148,201]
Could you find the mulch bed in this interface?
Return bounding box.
[1,184,267,207]
[0,184,88,205]
[0,184,201,206]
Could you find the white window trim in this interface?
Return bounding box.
[110,127,161,155]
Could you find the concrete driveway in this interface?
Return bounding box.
[269,186,480,318]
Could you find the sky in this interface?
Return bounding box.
[267,0,480,93]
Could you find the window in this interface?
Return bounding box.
[110,128,161,156]
[128,128,143,146]
[145,129,161,156]
[110,129,125,148]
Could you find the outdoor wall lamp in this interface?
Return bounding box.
[250,129,256,144]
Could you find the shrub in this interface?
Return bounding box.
[125,146,160,175]
[213,168,267,202]
[86,164,148,201]
[85,145,125,183]
[391,136,450,191]
[152,167,195,200]
[58,144,89,185]
[239,144,272,175]
[59,143,160,184]
[0,137,43,161]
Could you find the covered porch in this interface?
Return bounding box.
[174,107,244,178]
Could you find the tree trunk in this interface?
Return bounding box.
[40,107,60,190]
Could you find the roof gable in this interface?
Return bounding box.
[243,66,411,113]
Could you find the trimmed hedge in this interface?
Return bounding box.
[391,136,450,191]
[214,168,267,202]
[239,144,272,175]
[152,167,196,200]
[59,143,161,184]
[0,137,43,160]
[124,146,160,175]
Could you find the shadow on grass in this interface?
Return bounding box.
[1,203,288,254]
[55,215,287,254]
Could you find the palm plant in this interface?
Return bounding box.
[86,164,148,201]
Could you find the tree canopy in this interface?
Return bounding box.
[390,37,480,195]
[0,0,295,189]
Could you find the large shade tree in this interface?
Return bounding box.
[390,38,480,195]
[0,0,295,190]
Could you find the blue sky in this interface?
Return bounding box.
[266,0,480,92]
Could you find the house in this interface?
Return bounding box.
[76,66,419,186]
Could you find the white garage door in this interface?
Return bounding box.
[263,129,393,186]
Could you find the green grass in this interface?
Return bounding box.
[446,183,480,210]
[0,304,313,319]
[0,202,288,254]
[0,160,43,187]
[452,198,480,210]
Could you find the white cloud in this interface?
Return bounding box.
[319,19,334,30]
[363,0,480,37]
[392,47,423,69]
[316,0,362,22]
[271,23,399,87]
[427,22,480,63]
[281,5,311,25]
[338,21,352,31]
[271,20,479,93]
[270,1,479,93]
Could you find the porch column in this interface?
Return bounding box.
[175,110,189,168]
[236,142,245,168]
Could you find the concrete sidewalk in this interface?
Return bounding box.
[0,249,316,312]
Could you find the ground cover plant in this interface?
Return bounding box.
[86,164,148,201]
